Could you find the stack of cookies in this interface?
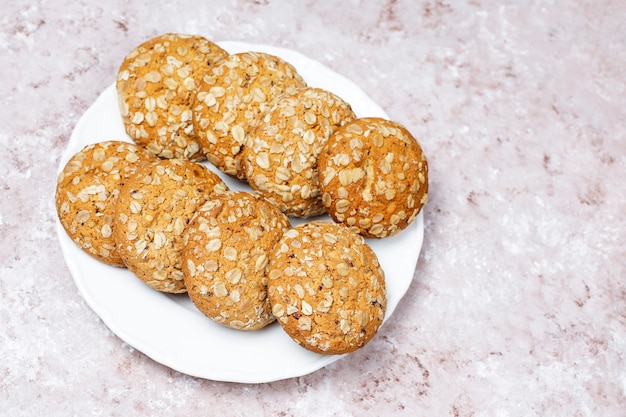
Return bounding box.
[56,33,429,355]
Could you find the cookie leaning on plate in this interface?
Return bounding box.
[267,221,386,354]
[114,158,228,293]
[116,33,228,160]
[243,87,356,217]
[182,191,291,330]
[55,141,157,266]
[193,51,307,180]
[318,117,428,238]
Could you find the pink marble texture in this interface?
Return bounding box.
[1,0,624,415]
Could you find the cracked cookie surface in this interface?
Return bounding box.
[117,33,228,160]
[243,87,356,217]
[114,158,228,293]
[193,51,306,179]
[182,190,290,330]
[318,117,428,238]
[55,140,156,266]
[267,221,386,354]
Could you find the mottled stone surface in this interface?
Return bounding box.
[1,1,624,415]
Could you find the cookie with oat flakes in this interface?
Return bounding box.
[318,117,428,238]
[55,140,157,267]
[243,87,356,217]
[182,190,290,330]
[193,51,307,180]
[116,33,228,160]
[267,221,386,354]
[113,158,228,293]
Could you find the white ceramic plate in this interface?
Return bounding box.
[56,41,424,383]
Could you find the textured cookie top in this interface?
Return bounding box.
[318,117,428,238]
[55,141,156,266]
[193,51,307,179]
[267,221,386,354]
[182,191,291,330]
[243,87,356,217]
[116,33,228,160]
[114,159,228,293]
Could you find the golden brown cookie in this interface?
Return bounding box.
[116,33,228,160]
[182,191,291,330]
[243,87,356,217]
[267,221,386,354]
[318,117,428,238]
[114,159,228,293]
[193,51,307,179]
[55,140,156,266]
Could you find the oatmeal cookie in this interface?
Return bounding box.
[243,87,356,217]
[116,33,228,160]
[182,191,290,330]
[55,140,156,266]
[318,117,428,238]
[114,159,228,293]
[267,221,386,354]
[193,51,306,179]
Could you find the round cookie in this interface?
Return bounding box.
[318,117,428,238]
[243,87,356,217]
[267,221,386,354]
[55,140,156,266]
[193,51,307,179]
[116,33,228,160]
[114,159,228,293]
[182,191,291,330]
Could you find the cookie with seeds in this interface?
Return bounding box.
[243,87,356,217]
[116,33,228,160]
[182,190,291,330]
[318,117,428,238]
[193,51,307,179]
[267,221,386,354]
[114,159,228,293]
[55,140,157,266]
